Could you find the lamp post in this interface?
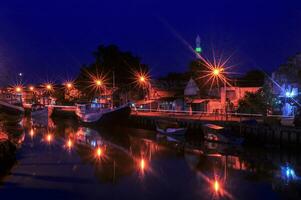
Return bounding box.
[211,67,228,119]
[138,75,152,111]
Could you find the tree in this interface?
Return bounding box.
[75,45,149,102]
[237,82,278,115]
[237,90,267,114]
[237,70,265,87]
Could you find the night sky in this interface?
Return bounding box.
[1,0,301,83]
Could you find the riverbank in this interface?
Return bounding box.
[128,113,301,148]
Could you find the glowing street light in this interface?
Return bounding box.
[45,83,53,91]
[66,139,73,150]
[29,86,35,91]
[139,76,146,83]
[95,79,103,87]
[212,68,222,76]
[29,128,35,139]
[213,180,220,193]
[140,158,145,171]
[15,86,22,93]
[45,133,53,144]
[95,147,104,159]
[65,82,73,89]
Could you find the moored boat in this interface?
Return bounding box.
[155,119,187,136]
[75,103,131,124]
[202,123,244,145]
[31,103,48,118]
[0,100,24,116]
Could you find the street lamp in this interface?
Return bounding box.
[29,86,35,91]
[15,86,22,93]
[66,82,73,89]
[95,79,102,87]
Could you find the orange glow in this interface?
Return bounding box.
[139,76,146,83]
[95,79,102,86]
[214,180,220,193]
[133,70,150,88]
[66,82,73,89]
[95,147,103,158]
[29,129,35,138]
[29,86,34,91]
[46,133,53,143]
[46,84,53,90]
[66,139,73,149]
[15,86,22,92]
[213,68,221,76]
[140,158,145,171]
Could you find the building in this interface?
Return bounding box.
[272,53,301,116]
[183,78,261,113]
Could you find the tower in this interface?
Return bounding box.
[195,35,202,57]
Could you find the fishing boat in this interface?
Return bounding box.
[0,100,24,116]
[75,103,131,124]
[0,99,24,123]
[155,119,187,136]
[31,104,48,118]
[202,124,244,145]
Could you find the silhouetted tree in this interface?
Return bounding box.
[76,45,149,101]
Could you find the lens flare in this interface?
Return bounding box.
[29,86,35,91]
[140,158,145,171]
[133,69,150,88]
[45,133,53,143]
[66,139,73,149]
[214,180,220,193]
[29,129,35,138]
[95,147,103,159]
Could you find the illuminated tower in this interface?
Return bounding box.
[195,35,202,57]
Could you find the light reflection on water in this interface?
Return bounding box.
[0,117,300,200]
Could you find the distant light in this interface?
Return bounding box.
[281,165,297,181]
[29,86,34,91]
[15,87,22,93]
[213,68,221,76]
[285,90,296,98]
[95,80,102,86]
[139,76,146,83]
[140,158,145,171]
[95,147,103,159]
[66,82,73,89]
[46,84,52,90]
[214,180,220,193]
[29,129,35,138]
[66,139,73,149]
[195,47,202,53]
[46,134,53,143]
[18,73,23,77]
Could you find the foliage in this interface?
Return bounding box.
[238,70,265,87]
[75,44,148,101]
[237,81,278,115]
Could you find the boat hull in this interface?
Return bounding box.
[0,101,24,116]
[77,105,131,125]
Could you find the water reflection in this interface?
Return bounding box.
[0,117,301,199]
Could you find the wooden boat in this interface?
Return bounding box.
[155,119,187,136]
[0,100,24,116]
[31,104,48,118]
[75,103,131,124]
[202,124,244,145]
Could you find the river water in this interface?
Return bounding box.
[0,117,300,200]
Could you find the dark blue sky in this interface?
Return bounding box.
[1,0,301,83]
